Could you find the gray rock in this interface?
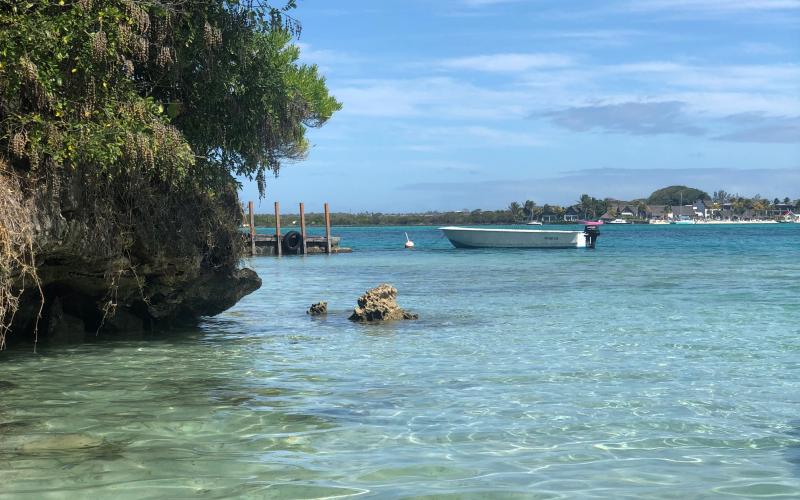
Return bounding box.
[5,172,261,346]
[349,284,418,322]
[45,297,86,344]
[307,301,328,316]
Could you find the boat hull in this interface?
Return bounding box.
[440,226,588,249]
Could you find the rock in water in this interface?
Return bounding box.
[307,301,328,316]
[349,284,418,322]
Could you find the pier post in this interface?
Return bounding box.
[299,202,307,255]
[275,201,282,257]
[248,200,255,256]
[324,202,332,254]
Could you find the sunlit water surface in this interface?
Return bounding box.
[1,224,800,498]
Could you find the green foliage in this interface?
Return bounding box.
[0,0,339,195]
[577,194,607,219]
[0,0,194,182]
[0,0,339,343]
[647,185,709,206]
[508,202,522,221]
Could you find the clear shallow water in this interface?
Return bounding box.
[1,224,800,499]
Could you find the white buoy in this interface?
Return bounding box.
[404,232,415,249]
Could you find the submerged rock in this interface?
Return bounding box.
[14,433,105,453]
[307,301,328,316]
[349,284,418,322]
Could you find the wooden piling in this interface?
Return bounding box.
[299,202,307,255]
[324,202,332,254]
[274,201,281,257]
[248,201,255,256]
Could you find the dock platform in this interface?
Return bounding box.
[249,234,351,256]
[245,200,349,256]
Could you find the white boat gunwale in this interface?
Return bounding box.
[439,226,599,249]
[439,226,585,234]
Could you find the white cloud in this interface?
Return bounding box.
[441,53,574,72]
[414,125,546,148]
[740,42,788,55]
[332,77,530,120]
[628,0,800,11]
[461,0,525,6]
[295,42,361,71]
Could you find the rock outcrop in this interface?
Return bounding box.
[307,301,327,316]
[349,284,418,322]
[6,174,261,346]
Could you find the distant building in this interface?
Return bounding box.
[719,208,756,221]
[564,206,581,222]
[603,201,644,219]
[647,205,670,220]
[671,206,696,219]
[541,207,561,223]
[769,203,795,217]
[693,199,707,216]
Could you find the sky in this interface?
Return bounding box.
[239,0,800,212]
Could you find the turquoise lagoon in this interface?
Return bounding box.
[1,224,799,498]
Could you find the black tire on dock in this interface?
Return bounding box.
[283,231,303,253]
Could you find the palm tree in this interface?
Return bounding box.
[508,202,523,222]
[633,200,648,219]
[752,197,768,216]
[578,194,593,219]
[523,200,536,221]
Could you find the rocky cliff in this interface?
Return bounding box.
[4,170,260,346]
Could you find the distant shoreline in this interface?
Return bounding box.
[250,219,793,229]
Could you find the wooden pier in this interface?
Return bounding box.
[250,234,351,256]
[244,201,351,257]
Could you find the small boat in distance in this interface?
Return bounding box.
[440,225,599,249]
[607,218,628,224]
[671,215,696,225]
[526,220,543,226]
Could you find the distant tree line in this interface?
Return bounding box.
[248,186,799,227]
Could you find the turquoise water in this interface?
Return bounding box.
[2,224,800,498]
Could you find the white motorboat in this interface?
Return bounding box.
[526,220,543,226]
[440,225,599,249]
[607,218,628,224]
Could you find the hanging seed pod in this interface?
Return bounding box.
[156,46,172,68]
[19,57,37,84]
[203,22,222,48]
[123,58,135,77]
[10,132,26,158]
[28,148,39,170]
[137,36,149,62]
[92,30,108,61]
[118,24,132,50]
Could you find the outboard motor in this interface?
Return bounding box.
[583,224,599,249]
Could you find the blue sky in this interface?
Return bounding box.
[239,0,800,212]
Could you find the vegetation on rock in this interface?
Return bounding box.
[0,0,340,347]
